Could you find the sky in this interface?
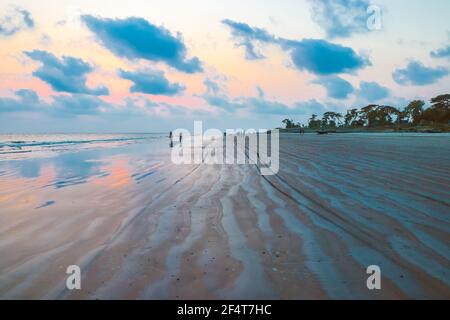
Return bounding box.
[0,0,449,133]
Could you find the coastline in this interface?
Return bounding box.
[279,125,450,134]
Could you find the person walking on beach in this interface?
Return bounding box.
[179,132,183,143]
[169,131,173,148]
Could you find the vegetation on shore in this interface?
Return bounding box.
[281,94,450,133]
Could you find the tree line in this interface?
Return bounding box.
[282,94,450,129]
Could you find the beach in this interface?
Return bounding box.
[0,133,449,299]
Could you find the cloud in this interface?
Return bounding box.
[201,79,329,115]
[293,99,328,115]
[15,89,39,103]
[119,69,185,95]
[50,94,107,116]
[0,89,108,116]
[0,89,207,121]
[248,97,332,116]
[357,81,390,101]
[222,19,275,60]
[245,97,299,115]
[201,78,240,112]
[81,15,202,73]
[0,90,40,112]
[202,79,292,114]
[392,60,449,86]
[312,76,354,99]
[204,78,221,95]
[202,91,240,112]
[0,7,34,37]
[308,0,371,39]
[285,39,370,75]
[430,45,450,60]
[24,50,109,95]
[221,19,370,74]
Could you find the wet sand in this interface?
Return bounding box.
[0,133,449,299]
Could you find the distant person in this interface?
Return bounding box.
[179,133,183,143]
[169,131,173,148]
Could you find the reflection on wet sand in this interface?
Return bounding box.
[0,133,449,299]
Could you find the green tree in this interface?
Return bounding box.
[377,105,399,126]
[308,114,321,129]
[333,113,343,127]
[344,109,359,127]
[282,119,295,129]
[421,94,450,124]
[321,112,343,128]
[344,108,360,127]
[359,105,379,127]
[431,94,450,109]
[404,100,425,124]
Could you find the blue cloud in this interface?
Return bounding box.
[0,89,40,112]
[250,98,332,116]
[201,79,241,112]
[221,19,370,74]
[0,7,34,37]
[15,89,39,103]
[222,19,275,60]
[202,79,291,114]
[431,45,450,60]
[119,69,185,95]
[51,94,106,116]
[308,0,371,39]
[0,90,107,116]
[246,97,297,115]
[392,60,449,86]
[81,15,202,73]
[358,81,390,101]
[204,78,221,95]
[24,50,109,95]
[0,90,206,122]
[313,76,354,99]
[285,39,370,75]
[202,92,239,112]
[293,99,328,115]
[201,79,329,115]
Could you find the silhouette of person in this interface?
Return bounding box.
[179,133,183,143]
[169,131,173,148]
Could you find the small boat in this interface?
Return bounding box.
[316,131,329,135]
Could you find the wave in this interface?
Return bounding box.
[0,136,151,149]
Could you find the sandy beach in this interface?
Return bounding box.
[0,133,449,299]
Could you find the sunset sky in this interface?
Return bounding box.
[1,0,449,132]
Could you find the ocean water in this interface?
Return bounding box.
[0,133,174,191]
[0,133,168,160]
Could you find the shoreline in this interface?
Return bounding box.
[279,126,450,134]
